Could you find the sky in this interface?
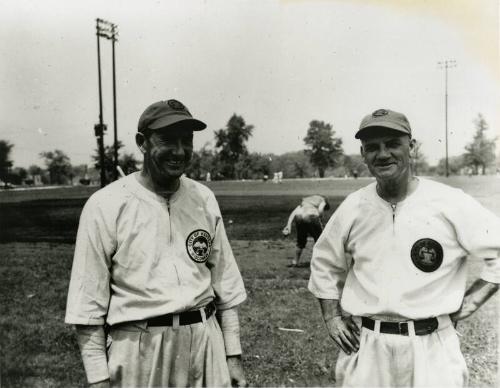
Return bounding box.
[1,0,498,169]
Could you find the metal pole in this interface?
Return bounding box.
[445,65,449,177]
[96,22,107,187]
[111,25,118,181]
[438,59,456,178]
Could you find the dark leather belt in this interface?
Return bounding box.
[147,301,216,327]
[361,316,438,336]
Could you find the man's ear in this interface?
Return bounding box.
[136,133,146,153]
[360,145,365,158]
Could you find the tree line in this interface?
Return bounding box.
[0,113,497,187]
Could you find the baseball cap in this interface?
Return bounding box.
[355,109,412,139]
[138,99,207,133]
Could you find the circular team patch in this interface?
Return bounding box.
[410,238,443,272]
[186,229,212,263]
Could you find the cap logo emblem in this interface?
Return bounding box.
[372,109,389,117]
[167,99,185,111]
[186,229,212,263]
[410,238,443,272]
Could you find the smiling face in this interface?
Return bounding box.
[360,128,413,182]
[137,126,194,187]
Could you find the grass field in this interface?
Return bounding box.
[1,176,499,387]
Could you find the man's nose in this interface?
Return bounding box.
[172,139,185,155]
[377,145,390,159]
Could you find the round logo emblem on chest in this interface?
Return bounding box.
[410,238,443,272]
[186,229,212,263]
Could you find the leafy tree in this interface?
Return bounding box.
[303,120,343,178]
[185,147,219,180]
[120,152,140,175]
[270,151,314,179]
[342,154,369,178]
[92,141,140,181]
[463,114,496,175]
[436,155,465,176]
[28,164,44,176]
[40,149,73,184]
[235,153,272,180]
[28,164,49,184]
[214,114,254,179]
[0,140,14,184]
[186,150,202,180]
[9,167,28,185]
[411,140,430,176]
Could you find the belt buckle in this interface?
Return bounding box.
[398,321,409,335]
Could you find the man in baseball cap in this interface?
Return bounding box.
[309,108,500,386]
[66,99,248,387]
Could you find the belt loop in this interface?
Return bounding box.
[407,320,416,337]
[374,320,381,333]
[437,314,450,329]
[200,307,207,324]
[173,314,180,330]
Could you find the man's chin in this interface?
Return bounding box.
[373,170,398,181]
[153,167,186,182]
[373,165,398,178]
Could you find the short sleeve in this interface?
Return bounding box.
[447,191,500,284]
[206,194,247,310]
[65,195,116,325]
[308,196,354,299]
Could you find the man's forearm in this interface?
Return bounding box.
[216,307,242,356]
[464,278,499,306]
[318,298,342,322]
[285,207,299,229]
[75,325,110,384]
[452,279,499,321]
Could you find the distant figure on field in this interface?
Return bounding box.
[282,195,330,267]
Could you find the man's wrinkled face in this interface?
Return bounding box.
[360,129,413,181]
[139,127,193,183]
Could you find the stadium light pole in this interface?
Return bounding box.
[95,18,108,187]
[95,18,119,185]
[438,59,456,177]
[110,23,119,181]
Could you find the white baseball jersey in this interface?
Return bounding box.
[65,172,246,326]
[309,178,500,319]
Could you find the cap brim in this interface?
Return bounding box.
[355,123,410,139]
[148,115,207,131]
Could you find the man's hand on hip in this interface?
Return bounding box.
[227,355,248,387]
[325,315,360,355]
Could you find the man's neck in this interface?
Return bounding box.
[376,172,417,204]
[138,170,180,198]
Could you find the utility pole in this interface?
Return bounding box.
[110,23,119,181]
[438,59,456,177]
[95,19,107,187]
[95,18,119,186]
